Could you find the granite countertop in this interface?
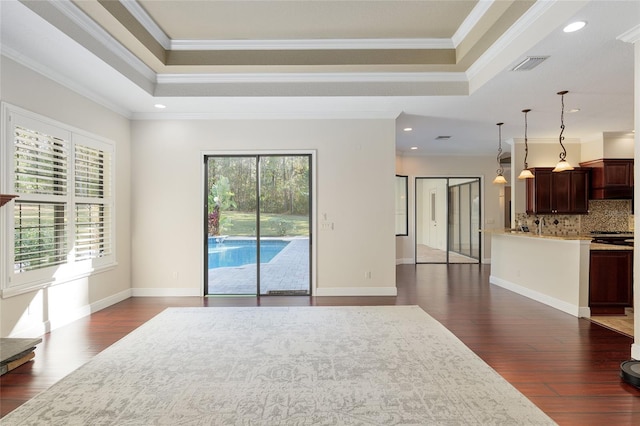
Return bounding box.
[485,229,634,249]
[590,243,633,251]
[485,230,592,240]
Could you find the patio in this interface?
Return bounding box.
[207,238,310,295]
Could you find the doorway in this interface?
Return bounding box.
[415,177,481,264]
[204,155,312,295]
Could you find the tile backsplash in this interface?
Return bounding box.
[516,199,632,235]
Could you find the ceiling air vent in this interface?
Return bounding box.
[510,56,549,71]
[435,136,451,140]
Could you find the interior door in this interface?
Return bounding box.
[416,177,480,264]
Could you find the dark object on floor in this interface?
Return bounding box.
[0,338,42,375]
[620,360,640,388]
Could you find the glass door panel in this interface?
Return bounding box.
[206,156,258,295]
[448,178,481,264]
[258,155,311,296]
[205,154,311,296]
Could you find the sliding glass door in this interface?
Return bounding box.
[205,155,311,295]
[415,177,480,264]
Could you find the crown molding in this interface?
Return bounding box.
[1,48,132,119]
[618,24,640,44]
[131,110,401,121]
[49,0,156,82]
[120,0,171,49]
[170,38,454,51]
[451,0,494,48]
[156,72,468,84]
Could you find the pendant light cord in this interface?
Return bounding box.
[522,109,530,169]
[496,122,504,175]
[558,91,568,161]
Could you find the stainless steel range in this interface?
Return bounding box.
[590,231,634,246]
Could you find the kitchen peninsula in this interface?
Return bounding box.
[489,231,632,318]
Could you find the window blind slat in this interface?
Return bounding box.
[14,125,69,196]
[74,203,111,260]
[13,201,67,273]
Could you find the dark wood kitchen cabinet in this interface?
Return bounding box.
[589,249,633,315]
[579,158,633,199]
[526,167,589,214]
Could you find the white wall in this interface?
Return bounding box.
[395,154,500,263]
[130,118,397,297]
[603,133,634,158]
[490,234,591,317]
[0,57,132,337]
[632,39,640,360]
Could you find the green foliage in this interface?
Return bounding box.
[217,212,308,237]
[206,156,310,236]
[208,175,237,213]
[272,218,292,236]
[207,156,310,216]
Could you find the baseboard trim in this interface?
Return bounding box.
[578,307,591,318]
[8,289,132,338]
[314,286,397,297]
[489,275,581,317]
[631,343,640,360]
[131,287,202,297]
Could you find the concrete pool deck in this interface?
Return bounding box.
[207,238,310,295]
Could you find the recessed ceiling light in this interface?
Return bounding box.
[154,104,167,109]
[563,21,586,33]
[403,127,413,132]
[567,108,581,113]
[410,146,418,150]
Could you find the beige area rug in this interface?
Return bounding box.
[2,306,556,425]
[591,308,634,337]
[417,244,479,263]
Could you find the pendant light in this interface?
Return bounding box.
[552,90,574,172]
[493,122,507,184]
[518,109,534,179]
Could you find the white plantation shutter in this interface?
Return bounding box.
[74,141,112,261]
[14,126,69,196]
[75,144,109,198]
[14,202,68,272]
[13,124,70,274]
[2,106,116,295]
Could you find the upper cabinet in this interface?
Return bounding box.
[526,167,590,215]
[579,159,633,199]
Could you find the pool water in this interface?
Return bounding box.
[208,239,289,269]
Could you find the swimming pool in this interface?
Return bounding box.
[208,238,289,269]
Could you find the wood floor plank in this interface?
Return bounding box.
[1,264,639,424]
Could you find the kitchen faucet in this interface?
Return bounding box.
[534,217,544,235]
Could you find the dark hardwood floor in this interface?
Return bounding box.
[2,264,640,424]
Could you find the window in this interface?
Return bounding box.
[395,175,408,236]
[1,105,115,296]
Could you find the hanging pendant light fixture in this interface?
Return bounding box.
[518,109,534,179]
[493,122,507,184]
[552,90,574,172]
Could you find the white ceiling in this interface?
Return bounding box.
[1,0,638,156]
